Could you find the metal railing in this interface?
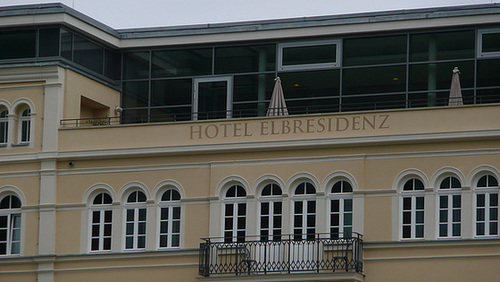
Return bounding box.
[60,116,121,127]
[198,233,363,277]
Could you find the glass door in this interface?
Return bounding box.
[193,77,232,120]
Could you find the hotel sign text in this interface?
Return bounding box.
[189,114,390,139]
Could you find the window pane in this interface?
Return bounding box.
[410,30,474,61]
[416,225,424,238]
[344,35,406,66]
[138,236,146,248]
[74,35,103,74]
[215,44,275,74]
[124,52,149,79]
[344,213,352,225]
[152,48,211,77]
[344,199,353,212]
[402,226,411,238]
[39,28,60,57]
[151,79,191,107]
[282,44,336,66]
[452,224,461,237]
[0,29,36,60]
[331,200,339,212]
[482,32,500,53]
[104,49,121,80]
[439,224,447,237]
[343,66,406,95]
[122,81,149,108]
[233,74,275,116]
[61,29,72,60]
[173,221,180,233]
[409,61,474,91]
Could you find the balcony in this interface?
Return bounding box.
[198,233,363,279]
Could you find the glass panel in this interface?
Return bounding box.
[440,196,448,208]
[126,223,134,235]
[238,203,246,215]
[344,213,352,225]
[138,209,147,221]
[233,74,275,116]
[490,208,498,221]
[345,199,353,212]
[0,29,36,60]
[439,224,447,237]
[452,224,461,237]
[103,238,111,250]
[410,30,474,61]
[490,222,498,235]
[138,236,146,248]
[125,237,133,249]
[261,216,269,228]
[61,29,72,60]
[416,225,424,238]
[126,209,134,221]
[280,69,340,99]
[482,32,500,53]
[173,207,181,219]
[403,211,411,224]
[160,235,167,247]
[161,221,168,233]
[477,194,486,207]
[104,224,112,236]
[344,35,406,66]
[261,202,269,215]
[122,81,149,108]
[409,61,474,91]
[477,223,485,235]
[172,235,180,246]
[215,44,275,74]
[91,238,99,251]
[121,109,149,124]
[453,195,461,208]
[416,211,424,224]
[138,222,146,234]
[282,43,337,66]
[74,35,103,74]
[331,200,339,212]
[416,197,424,209]
[343,66,406,95]
[173,221,180,233]
[197,81,228,120]
[453,210,461,222]
[477,208,485,221]
[104,49,121,80]
[124,52,150,79]
[274,202,282,214]
[152,48,211,77]
[403,198,411,210]
[440,210,447,223]
[39,28,60,57]
[92,225,100,236]
[402,226,411,238]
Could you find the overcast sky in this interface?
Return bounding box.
[0,0,496,29]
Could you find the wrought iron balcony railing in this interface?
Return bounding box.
[199,233,363,277]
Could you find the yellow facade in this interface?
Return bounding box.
[0,3,499,282]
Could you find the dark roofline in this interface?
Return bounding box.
[1,2,499,40]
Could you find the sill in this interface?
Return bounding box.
[0,143,6,147]
[12,143,29,147]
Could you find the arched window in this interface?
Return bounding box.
[0,109,8,144]
[438,176,462,238]
[159,189,181,248]
[260,183,282,242]
[475,174,499,237]
[124,191,147,250]
[0,195,21,255]
[19,108,31,143]
[401,178,425,239]
[223,185,246,243]
[330,180,353,239]
[293,182,316,241]
[90,192,112,252]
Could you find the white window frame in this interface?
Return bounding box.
[0,195,22,256]
[292,182,316,241]
[437,176,462,239]
[123,191,147,251]
[329,180,353,239]
[474,174,499,238]
[89,193,113,252]
[18,108,31,144]
[259,183,283,241]
[477,28,500,58]
[0,109,8,145]
[278,40,341,71]
[400,178,425,240]
[158,189,181,249]
[223,185,247,243]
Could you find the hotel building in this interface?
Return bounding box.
[0,3,499,281]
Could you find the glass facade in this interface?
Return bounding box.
[0,24,498,124]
